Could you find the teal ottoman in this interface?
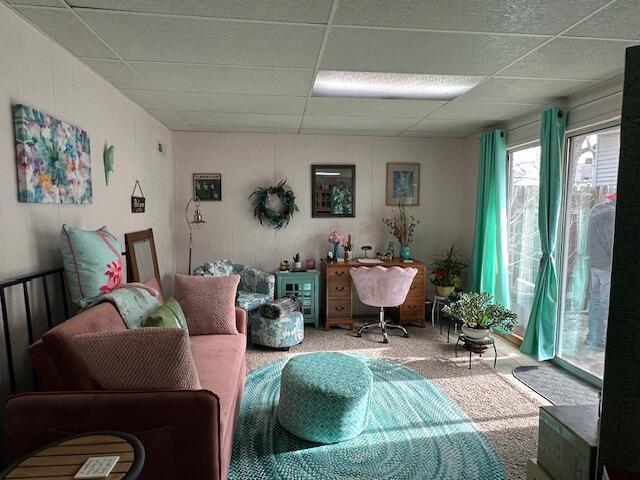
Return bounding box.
[277,352,373,444]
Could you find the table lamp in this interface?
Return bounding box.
[185,196,206,273]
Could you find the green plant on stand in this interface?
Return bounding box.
[382,202,419,260]
[442,292,517,340]
[430,244,468,297]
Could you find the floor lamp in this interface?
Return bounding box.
[185,196,206,273]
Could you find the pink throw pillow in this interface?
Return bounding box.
[174,274,240,335]
[74,328,200,390]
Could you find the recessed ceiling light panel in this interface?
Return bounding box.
[313,70,485,100]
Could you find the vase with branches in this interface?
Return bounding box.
[382,203,419,260]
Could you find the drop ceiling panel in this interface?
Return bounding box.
[301,115,417,131]
[461,77,594,104]
[147,109,190,127]
[77,10,325,67]
[334,0,609,35]
[306,97,447,117]
[15,6,117,59]
[501,38,637,80]
[405,119,490,135]
[565,0,640,40]
[180,111,301,129]
[82,58,147,89]
[429,101,538,122]
[68,0,333,24]
[191,126,299,133]
[121,89,173,110]
[129,62,313,95]
[7,0,60,6]
[300,129,400,136]
[161,91,306,115]
[321,27,547,75]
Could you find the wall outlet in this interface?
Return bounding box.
[157,141,166,154]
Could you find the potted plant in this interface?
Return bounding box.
[382,203,420,260]
[442,292,517,340]
[292,252,302,270]
[430,244,468,297]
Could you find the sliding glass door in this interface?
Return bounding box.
[507,145,542,338]
[556,126,620,380]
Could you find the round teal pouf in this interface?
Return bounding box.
[277,352,373,444]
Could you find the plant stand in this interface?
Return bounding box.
[455,334,497,369]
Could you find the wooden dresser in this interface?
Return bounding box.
[321,259,427,330]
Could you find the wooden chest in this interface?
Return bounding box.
[538,404,599,480]
[321,259,426,330]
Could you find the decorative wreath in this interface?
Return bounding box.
[250,179,299,229]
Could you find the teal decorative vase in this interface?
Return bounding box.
[332,241,340,260]
[400,245,411,260]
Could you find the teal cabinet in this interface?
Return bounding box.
[276,271,320,327]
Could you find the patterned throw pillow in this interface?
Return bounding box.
[143,297,188,329]
[174,274,240,335]
[74,328,201,391]
[60,225,123,308]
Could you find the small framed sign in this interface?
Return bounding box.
[193,173,222,201]
[131,180,146,213]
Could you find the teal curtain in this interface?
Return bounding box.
[469,129,510,308]
[521,108,567,360]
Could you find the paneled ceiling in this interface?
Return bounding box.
[4,0,638,137]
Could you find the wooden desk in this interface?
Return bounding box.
[321,259,426,330]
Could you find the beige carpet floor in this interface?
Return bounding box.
[245,320,548,480]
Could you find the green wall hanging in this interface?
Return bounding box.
[250,179,298,229]
[103,145,114,185]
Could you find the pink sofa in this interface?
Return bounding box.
[3,278,247,480]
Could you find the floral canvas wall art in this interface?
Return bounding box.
[13,104,92,204]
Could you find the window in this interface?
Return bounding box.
[508,145,542,337]
[557,127,620,379]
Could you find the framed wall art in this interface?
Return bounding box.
[386,162,420,206]
[13,104,92,204]
[311,164,355,218]
[193,173,222,201]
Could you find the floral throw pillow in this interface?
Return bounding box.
[60,224,123,308]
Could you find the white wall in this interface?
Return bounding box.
[174,132,472,291]
[0,3,175,393]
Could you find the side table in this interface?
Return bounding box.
[276,270,320,328]
[0,431,144,479]
[455,334,497,369]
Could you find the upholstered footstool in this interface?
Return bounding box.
[250,311,304,350]
[277,352,373,444]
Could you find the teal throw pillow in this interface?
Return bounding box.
[60,225,123,308]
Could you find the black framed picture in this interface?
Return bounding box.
[193,173,222,201]
[311,165,355,218]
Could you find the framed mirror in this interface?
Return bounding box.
[311,164,356,218]
[125,229,161,288]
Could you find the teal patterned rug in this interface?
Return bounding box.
[230,355,506,479]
